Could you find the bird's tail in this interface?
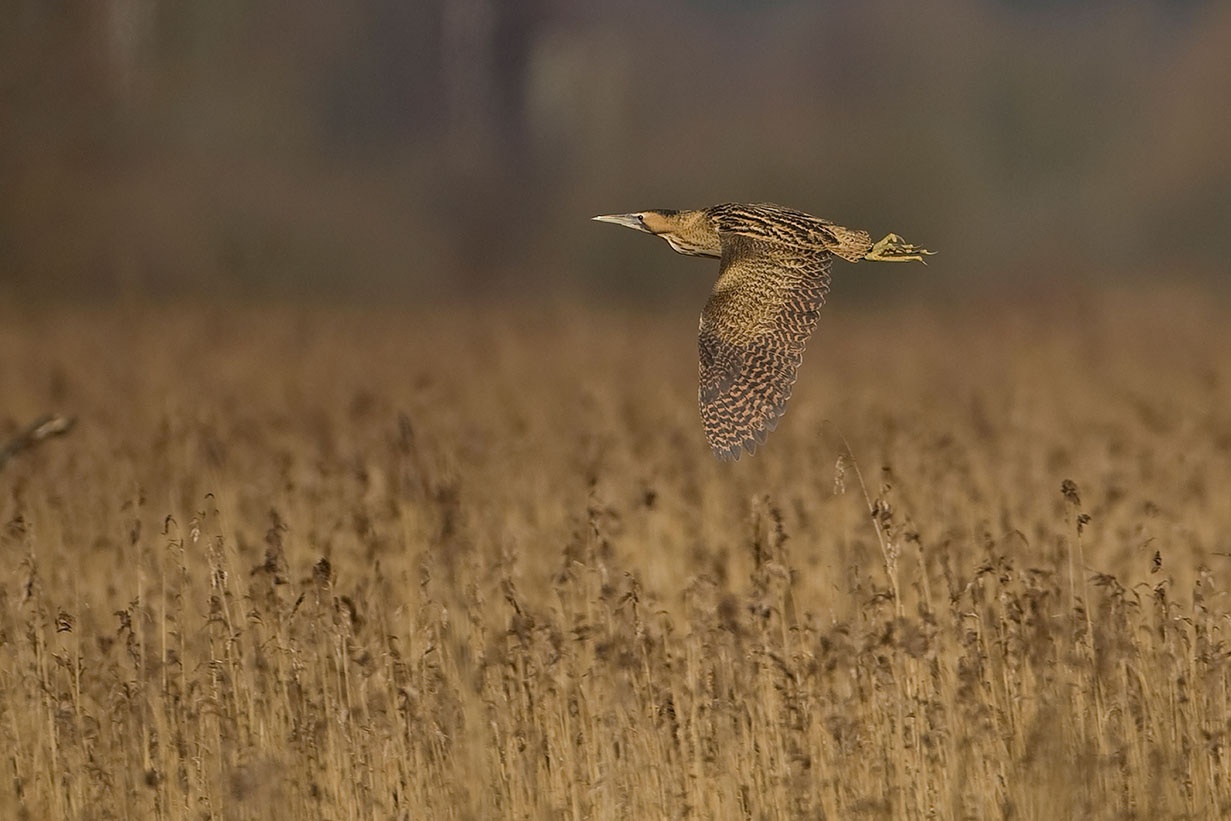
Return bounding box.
[863,233,934,264]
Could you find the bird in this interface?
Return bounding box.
[593,202,932,460]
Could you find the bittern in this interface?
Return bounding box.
[593,202,932,460]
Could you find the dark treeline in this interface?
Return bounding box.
[2,1,1228,298]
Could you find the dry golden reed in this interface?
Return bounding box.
[1,289,1230,819]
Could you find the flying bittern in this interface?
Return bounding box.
[593,202,932,460]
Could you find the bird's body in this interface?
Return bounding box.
[593,203,932,460]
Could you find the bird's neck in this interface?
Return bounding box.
[662,211,721,257]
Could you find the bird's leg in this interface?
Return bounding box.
[863,233,935,264]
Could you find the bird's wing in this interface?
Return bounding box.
[698,234,832,460]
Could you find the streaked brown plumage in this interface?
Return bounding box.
[593,202,932,460]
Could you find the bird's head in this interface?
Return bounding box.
[591,209,719,256]
[592,209,679,235]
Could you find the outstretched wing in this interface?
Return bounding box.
[698,234,832,460]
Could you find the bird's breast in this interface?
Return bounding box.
[664,234,720,257]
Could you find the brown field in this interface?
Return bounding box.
[2,288,1231,819]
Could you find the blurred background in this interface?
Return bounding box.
[2,0,1229,303]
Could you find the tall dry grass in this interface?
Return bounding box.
[2,289,1230,819]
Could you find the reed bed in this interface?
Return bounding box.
[2,289,1229,819]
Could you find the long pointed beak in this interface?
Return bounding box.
[592,213,648,232]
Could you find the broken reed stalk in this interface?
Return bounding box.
[0,414,76,472]
[826,422,903,617]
